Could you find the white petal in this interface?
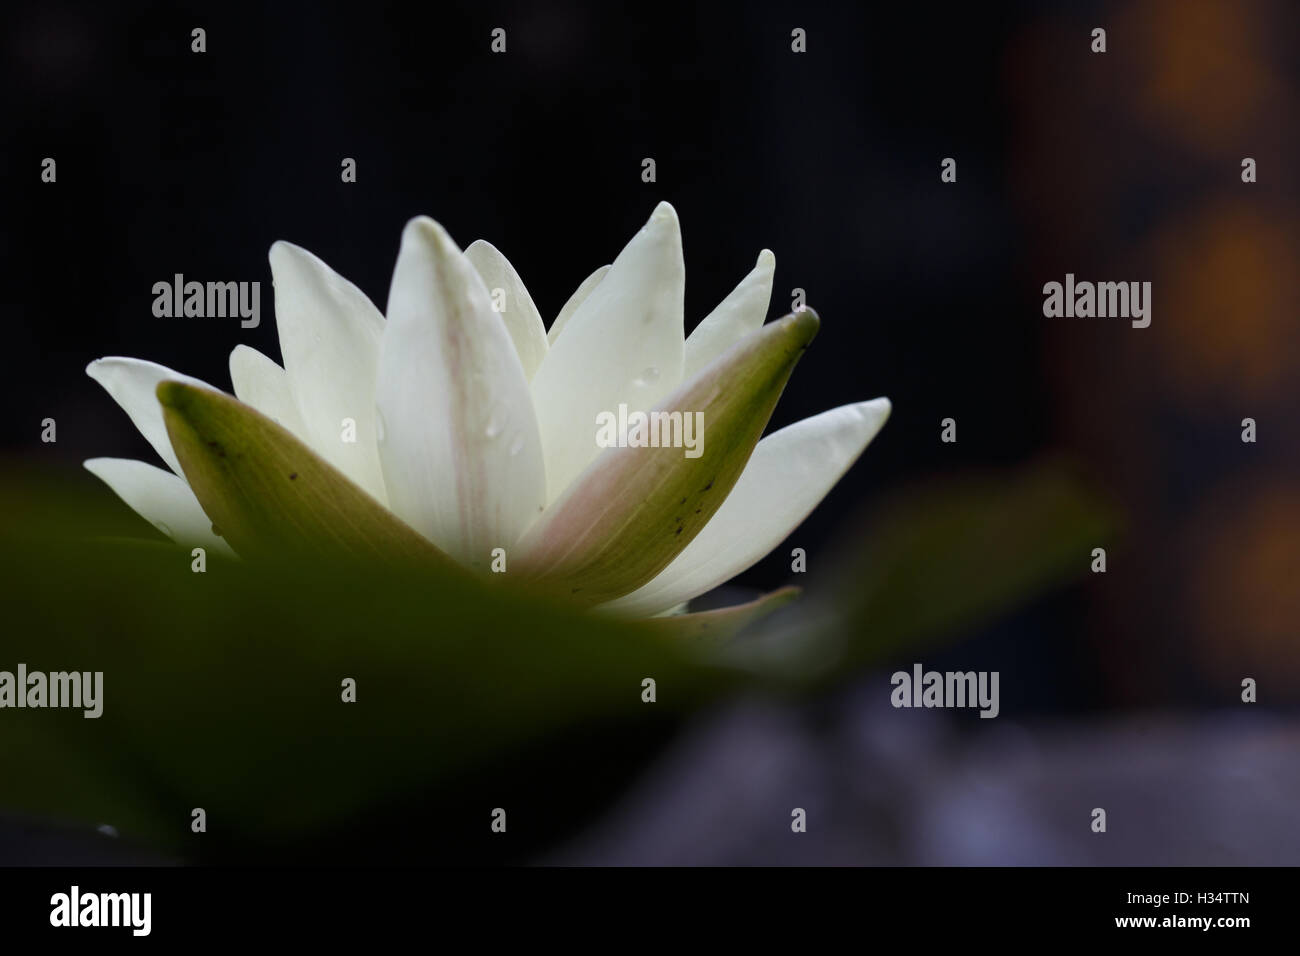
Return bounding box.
[268,241,388,504]
[376,217,546,565]
[228,345,308,439]
[464,239,548,381]
[682,249,775,381]
[548,264,610,344]
[84,457,234,555]
[603,398,891,616]
[529,202,685,502]
[86,357,217,478]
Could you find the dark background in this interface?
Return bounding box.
[2,0,1297,730]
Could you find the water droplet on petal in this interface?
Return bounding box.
[375,410,387,444]
[508,432,525,456]
[484,400,510,440]
[633,367,661,388]
[155,522,172,538]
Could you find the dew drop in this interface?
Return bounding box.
[484,400,509,439]
[508,432,525,456]
[633,367,661,388]
[155,522,172,538]
[375,410,388,444]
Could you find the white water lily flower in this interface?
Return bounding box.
[85,203,889,620]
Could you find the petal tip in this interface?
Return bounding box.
[646,201,681,236]
[268,239,304,267]
[403,214,442,237]
[850,397,892,439]
[155,379,193,409]
[785,306,820,343]
[861,396,892,428]
[401,216,459,257]
[85,356,136,386]
[227,344,255,379]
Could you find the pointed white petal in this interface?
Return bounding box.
[548,264,610,344]
[529,202,685,502]
[86,357,217,478]
[84,457,233,555]
[376,217,546,565]
[682,249,775,381]
[464,239,549,381]
[228,345,308,439]
[603,398,891,616]
[268,241,388,504]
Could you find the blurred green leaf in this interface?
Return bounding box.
[795,461,1118,677]
[715,462,1117,688]
[0,468,737,862]
[0,458,1115,861]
